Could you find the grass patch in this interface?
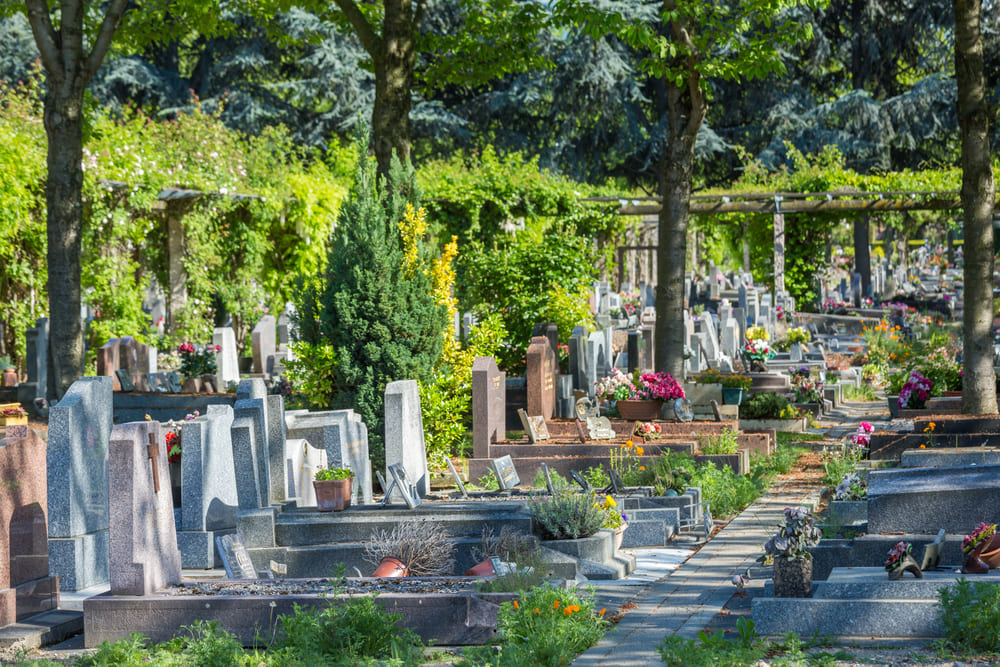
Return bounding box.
[843,384,879,401]
[776,432,824,447]
[659,626,847,667]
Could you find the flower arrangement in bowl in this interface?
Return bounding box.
[596,369,683,419]
[850,422,874,450]
[746,325,769,342]
[885,540,922,580]
[636,372,684,401]
[898,370,932,409]
[793,378,824,404]
[743,339,775,369]
[632,421,661,441]
[962,522,1000,573]
[786,327,810,344]
[757,506,822,597]
[834,472,867,501]
[594,368,637,402]
[177,343,220,380]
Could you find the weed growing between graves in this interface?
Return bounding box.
[531,467,570,490]
[842,383,878,401]
[658,626,851,667]
[529,491,606,539]
[459,585,608,666]
[821,446,865,489]
[937,579,1000,655]
[698,427,741,455]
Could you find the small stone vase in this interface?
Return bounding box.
[887,554,923,580]
[773,557,812,598]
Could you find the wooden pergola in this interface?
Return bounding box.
[582,190,999,297]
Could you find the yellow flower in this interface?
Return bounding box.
[604,495,616,508]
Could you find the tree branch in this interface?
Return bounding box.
[331,0,382,59]
[83,0,129,83]
[24,0,63,79]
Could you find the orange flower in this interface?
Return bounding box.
[564,608,573,616]
[553,600,561,610]
[636,446,644,456]
[919,444,926,448]
[533,608,540,614]
[512,600,519,610]
[599,608,606,617]
[625,439,634,450]
[639,466,646,471]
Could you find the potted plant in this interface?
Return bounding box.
[599,494,629,550]
[177,343,220,393]
[743,330,774,372]
[0,404,27,426]
[466,525,533,576]
[363,520,455,577]
[313,465,354,512]
[758,506,822,597]
[962,522,1000,573]
[595,369,684,420]
[719,374,752,405]
[0,356,16,387]
[898,370,933,410]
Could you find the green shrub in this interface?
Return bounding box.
[283,342,339,409]
[938,579,1000,654]
[294,137,445,468]
[689,461,759,518]
[532,467,570,490]
[461,585,608,666]
[529,491,605,540]
[843,383,878,401]
[76,633,152,666]
[740,392,791,420]
[698,427,740,455]
[275,596,422,663]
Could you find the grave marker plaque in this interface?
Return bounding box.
[216,534,258,579]
[529,416,550,441]
[491,455,520,491]
[115,370,135,393]
[525,336,557,419]
[381,463,420,509]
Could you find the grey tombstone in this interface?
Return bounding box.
[568,326,589,392]
[285,409,373,505]
[108,420,181,595]
[472,356,506,459]
[721,319,740,360]
[384,380,429,501]
[47,376,113,591]
[230,416,264,510]
[177,405,238,569]
[264,395,288,503]
[698,315,721,363]
[233,397,271,509]
[212,327,240,391]
[285,438,327,508]
[491,455,521,491]
[557,374,574,418]
[251,315,277,375]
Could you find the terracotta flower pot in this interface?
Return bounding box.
[465,559,497,576]
[887,554,923,580]
[616,400,663,421]
[1,368,17,387]
[965,532,1000,572]
[372,556,409,577]
[313,478,353,512]
[773,558,812,598]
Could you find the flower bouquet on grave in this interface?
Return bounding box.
[793,378,824,404]
[885,541,922,580]
[594,368,637,403]
[743,338,774,371]
[786,327,810,344]
[898,370,932,409]
[962,522,1000,573]
[635,371,684,401]
[757,506,822,598]
[632,421,661,441]
[177,343,220,380]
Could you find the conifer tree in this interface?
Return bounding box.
[295,131,445,465]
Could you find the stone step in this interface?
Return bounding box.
[752,597,942,637]
[620,518,676,547]
[0,609,83,650]
[274,504,532,545]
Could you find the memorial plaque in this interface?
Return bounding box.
[491,455,520,491]
[606,469,625,494]
[920,528,946,571]
[216,534,258,579]
[674,398,694,422]
[381,463,420,509]
[518,408,540,443]
[115,369,135,392]
[586,415,615,440]
[446,458,468,498]
[529,416,550,441]
[709,399,723,422]
[569,470,591,493]
[148,373,170,393]
[166,372,183,393]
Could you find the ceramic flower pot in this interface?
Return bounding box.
[965,533,1000,572]
[773,558,812,598]
[887,554,923,580]
[313,478,353,512]
[721,387,745,405]
[616,400,663,421]
[464,559,497,576]
[372,556,409,577]
[614,524,628,551]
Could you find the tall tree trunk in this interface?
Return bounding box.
[372,0,415,177]
[955,0,997,414]
[43,87,86,400]
[654,78,705,380]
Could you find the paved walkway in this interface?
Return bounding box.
[573,400,891,666]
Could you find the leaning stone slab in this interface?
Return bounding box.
[867,464,1000,534]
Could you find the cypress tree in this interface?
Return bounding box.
[295,131,444,466]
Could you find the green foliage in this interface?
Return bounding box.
[421,313,507,467]
[294,138,445,467]
[283,343,339,409]
[461,585,608,667]
[938,579,1000,655]
[529,491,606,540]
[76,633,152,667]
[698,427,740,456]
[177,343,218,380]
[532,467,570,490]
[689,461,760,519]
[740,392,792,420]
[843,384,878,401]
[459,225,598,372]
[583,465,610,490]
[822,447,866,489]
[314,466,353,481]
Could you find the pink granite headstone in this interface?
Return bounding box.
[525,336,556,420]
[0,427,59,626]
[472,356,506,459]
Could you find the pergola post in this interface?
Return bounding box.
[165,200,188,338]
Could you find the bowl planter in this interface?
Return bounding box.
[773,557,812,598]
[616,399,663,420]
[1,368,16,387]
[613,523,628,551]
[372,556,409,577]
[313,477,353,512]
[721,387,745,405]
